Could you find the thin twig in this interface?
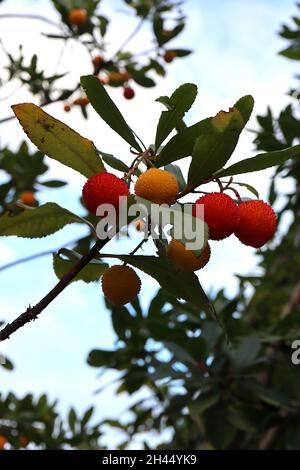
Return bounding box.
[0,238,80,273]
[0,13,61,29]
[113,17,145,58]
[0,237,110,342]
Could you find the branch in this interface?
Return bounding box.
[0,237,110,342]
[113,17,145,58]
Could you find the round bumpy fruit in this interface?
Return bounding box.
[68,8,88,26]
[193,192,240,240]
[234,200,277,248]
[82,172,129,215]
[101,265,141,306]
[167,240,211,272]
[135,168,179,205]
[20,191,37,206]
[123,87,135,100]
[0,435,7,450]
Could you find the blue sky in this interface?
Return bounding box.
[0,0,299,449]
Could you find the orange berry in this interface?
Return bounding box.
[20,435,29,448]
[73,96,89,106]
[123,87,135,100]
[108,71,123,82]
[234,200,277,248]
[135,220,146,231]
[92,55,103,67]
[68,8,88,26]
[163,50,176,63]
[82,172,129,215]
[20,191,37,206]
[120,70,131,81]
[167,240,211,272]
[64,104,71,112]
[101,265,141,306]
[135,168,179,205]
[193,193,240,240]
[0,435,7,450]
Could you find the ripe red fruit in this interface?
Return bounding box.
[193,192,240,240]
[82,172,129,215]
[123,87,135,100]
[234,200,277,248]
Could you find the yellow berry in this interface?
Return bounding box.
[135,168,179,205]
[167,240,211,272]
[101,265,141,306]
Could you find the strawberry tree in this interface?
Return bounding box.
[0,77,299,342]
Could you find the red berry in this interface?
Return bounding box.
[82,172,129,215]
[193,192,240,240]
[234,200,277,248]
[123,87,135,100]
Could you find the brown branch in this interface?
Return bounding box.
[281,280,300,318]
[0,237,109,342]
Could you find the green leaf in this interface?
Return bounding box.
[189,392,220,414]
[156,118,210,167]
[164,164,186,191]
[80,75,143,152]
[154,83,198,150]
[39,180,67,188]
[215,144,300,178]
[230,181,259,198]
[12,103,105,178]
[53,250,108,283]
[110,254,217,322]
[81,407,94,427]
[249,383,295,410]
[279,46,300,60]
[99,151,130,173]
[172,48,192,57]
[187,96,254,186]
[68,408,77,432]
[133,73,155,88]
[87,349,118,368]
[0,203,84,238]
[163,341,198,365]
[230,335,261,369]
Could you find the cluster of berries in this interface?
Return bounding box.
[64,8,180,112]
[0,434,29,450]
[82,168,277,307]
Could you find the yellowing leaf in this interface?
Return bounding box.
[12,103,105,178]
